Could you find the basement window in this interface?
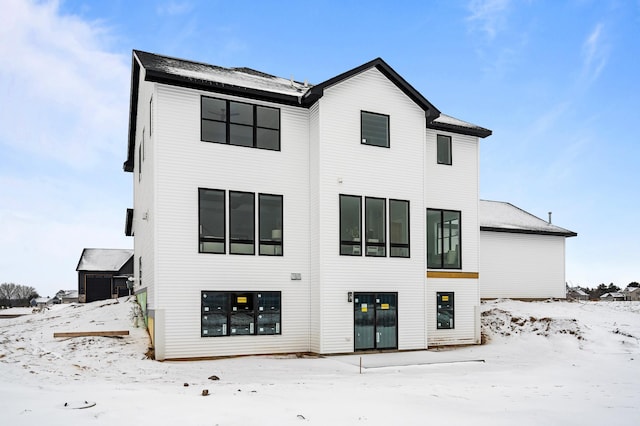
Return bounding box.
[201,291,281,337]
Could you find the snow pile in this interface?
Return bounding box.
[1,298,639,425]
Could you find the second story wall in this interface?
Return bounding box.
[312,67,428,352]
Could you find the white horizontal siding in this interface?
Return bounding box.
[133,76,156,310]
[314,67,427,353]
[153,84,311,359]
[426,278,480,346]
[424,128,481,347]
[480,231,567,299]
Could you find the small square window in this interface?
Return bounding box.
[361,111,389,148]
[437,135,452,165]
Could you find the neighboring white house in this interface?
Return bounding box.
[123,50,492,360]
[479,200,577,300]
[623,286,640,301]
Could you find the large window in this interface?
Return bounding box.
[199,188,225,254]
[201,96,280,151]
[361,111,389,148]
[427,209,461,269]
[229,191,255,255]
[436,292,455,329]
[389,199,410,257]
[201,291,281,337]
[259,194,283,256]
[340,195,362,255]
[437,134,452,165]
[365,197,386,257]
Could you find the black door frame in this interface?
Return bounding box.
[353,292,398,351]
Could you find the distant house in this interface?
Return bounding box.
[76,249,133,303]
[55,290,79,304]
[600,292,625,301]
[622,287,640,301]
[32,297,53,308]
[479,200,577,300]
[567,287,589,301]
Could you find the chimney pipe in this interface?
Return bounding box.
[548,212,552,224]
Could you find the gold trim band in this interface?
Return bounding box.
[427,271,479,279]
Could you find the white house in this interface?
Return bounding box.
[479,200,577,300]
[124,50,491,360]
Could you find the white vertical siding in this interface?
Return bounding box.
[314,68,427,353]
[425,129,481,346]
[480,231,567,299]
[152,84,311,358]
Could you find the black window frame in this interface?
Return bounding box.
[201,96,281,151]
[436,292,455,329]
[361,111,390,148]
[229,191,255,255]
[201,291,281,337]
[365,197,386,257]
[427,208,462,269]
[259,193,283,256]
[437,134,452,165]
[199,188,226,254]
[389,199,410,258]
[340,194,362,256]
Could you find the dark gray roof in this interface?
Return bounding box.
[124,50,492,172]
[480,200,577,237]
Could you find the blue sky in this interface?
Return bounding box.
[1,0,638,297]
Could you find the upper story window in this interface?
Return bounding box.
[427,209,461,269]
[229,191,255,255]
[340,195,411,258]
[340,195,362,256]
[201,96,280,151]
[200,189,284,256]
[389,199,410,258]
[365,197,386,257]
[361,111,389,148]
[259,194,283,256]
[437,134,452,165]
[199,188,225,254]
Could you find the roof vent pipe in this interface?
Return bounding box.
[548,212,552,224]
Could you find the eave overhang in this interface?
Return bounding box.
[480,226,578,238]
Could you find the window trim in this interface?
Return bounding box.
[201,96,281,151]
[437,134,452,165]
[259,193,283,256]
[339,194,362,256]
[198,188,226,254]
[229,191,255,255]
[427,208,462,269]
[389,199,410,258]
[201,291,281,337]
[365,196,386,257]
[361,110,390,148]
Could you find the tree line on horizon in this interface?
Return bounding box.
[0,282,40,308]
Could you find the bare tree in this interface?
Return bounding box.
[0,282,17,300]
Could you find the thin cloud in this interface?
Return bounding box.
[580,23,609,85]
[467,0,511,40]
[0,0,129,169]
[156,1,193,16]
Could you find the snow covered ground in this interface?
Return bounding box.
[1,297,638,425]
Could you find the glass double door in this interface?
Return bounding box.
[354,292,397,351]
